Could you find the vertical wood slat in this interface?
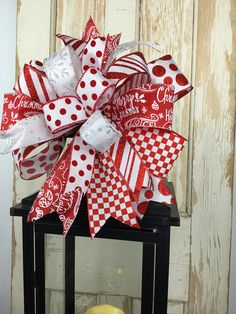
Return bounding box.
[139,0,194,214]
[12,1,55,313]
[141,243,155,314]
[22,217,35,314]
[56,0,106,51]
[14,1,54,205]
[105,0,139,42]
[55,0,139,46]
[65,236,75,314]
[35,233,46,314]
[189,0,236,313]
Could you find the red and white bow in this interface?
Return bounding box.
[0,18,192,237]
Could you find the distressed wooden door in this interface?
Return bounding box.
[12,0,236,313]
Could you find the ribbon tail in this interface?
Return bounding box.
[126,128,187,178]
[109,136,149,201]
[27,201,54,222]
[87,151,139,238]
[28,132,95,235]
[101,152,140,230]
[27,187,82,237]
[100,152,140,228]
[14,137,65,180]
[87,158,111,238]
[57,188,83,236]
[27,143,74,223]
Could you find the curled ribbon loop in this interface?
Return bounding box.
[0,17,193,237]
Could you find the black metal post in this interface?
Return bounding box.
[22,217,35,314]
[154,226,171,314]
[141,242,155,314]
[35,232,45,314]
[65,235,75,314]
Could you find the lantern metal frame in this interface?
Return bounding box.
[10,183,180,314]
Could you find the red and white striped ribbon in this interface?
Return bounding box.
[107,52,150,79]
[15,64,57,103]
[109,136,148,200]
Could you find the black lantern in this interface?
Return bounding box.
[10,183,179,314]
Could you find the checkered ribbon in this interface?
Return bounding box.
[87,152,139,236]
[0,18,192,237]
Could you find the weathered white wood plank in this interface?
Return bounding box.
[167,302,185,314]
[56,0,105,50]
[169,218,190,301]
[189,0,236,313]
[14,1,53,205]
[12,1,54,313]
[105,0,139,42]
[140,0,194,214]
[132,298,185,314]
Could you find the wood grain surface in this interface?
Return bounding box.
[189,0,236,313]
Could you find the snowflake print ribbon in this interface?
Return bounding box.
[0,17,192,237]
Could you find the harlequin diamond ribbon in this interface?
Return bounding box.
[0,17,192,237]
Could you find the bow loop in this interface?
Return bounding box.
[1,93,43,131]
[81,37,107,71]
[107,52,150,80]
[76,67,116,114]
[43,96,87,134]
[14,138,65,180]
[106,83,175,131]
[65,133,95,195]
[56,34,86,59]
[43,45,82,97]
[148,55,193,101]
[15,64,57,103]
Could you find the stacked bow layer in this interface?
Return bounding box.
[0,18,192,237]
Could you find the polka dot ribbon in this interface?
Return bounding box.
[0,17,193,237]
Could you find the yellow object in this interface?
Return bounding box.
[84,304,125,314]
